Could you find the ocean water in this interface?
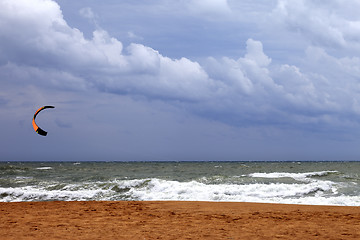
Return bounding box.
[0,161,360,206]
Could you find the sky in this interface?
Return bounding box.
[1,0,360,161]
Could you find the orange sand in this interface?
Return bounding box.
[1,201,360,239]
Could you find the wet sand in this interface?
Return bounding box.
[1,201,360,239]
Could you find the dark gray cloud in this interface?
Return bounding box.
[1,0,360,161]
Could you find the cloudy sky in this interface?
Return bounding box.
[1,0,360,161]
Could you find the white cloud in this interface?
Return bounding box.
[2,0,360,134]
[0,0,215,101]
[79,7,99,28]
[127,31,143,41]
[273,0,360,51]
[91,29,125,67]
[3,0,360,160]
[204,39,276,98]
[79,7,95,20]
[244,39,271,67]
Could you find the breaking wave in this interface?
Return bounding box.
[0,176,358,206]
[1,162,359,206]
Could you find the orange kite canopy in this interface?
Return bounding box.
[32,106,55,136]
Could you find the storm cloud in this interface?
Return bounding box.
[1,0,360,160]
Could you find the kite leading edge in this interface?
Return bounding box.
[32,106,55,136]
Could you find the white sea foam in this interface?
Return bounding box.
[275,196,360,206]
[1,162,359,205]
[125,178,339,203]
[36,167,53,170]
[0,178,357,205]
[249,171,338,182]
[0,186,106,202]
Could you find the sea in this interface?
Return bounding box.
[1,161,360,206]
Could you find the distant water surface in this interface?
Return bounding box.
[0,161,359,205]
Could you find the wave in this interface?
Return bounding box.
[0,177,355,205]
[248,171,338,182]
[35,167,53,170]
[128,178,337,201]
[0,165,30,174]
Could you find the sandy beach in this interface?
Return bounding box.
[0,201,359,239]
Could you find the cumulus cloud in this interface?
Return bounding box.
[1,0,360,133]
[0,0,216,100]
[273,0,360,52]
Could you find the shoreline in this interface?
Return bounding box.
[1,201,360,239]
[1,200,359,207]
